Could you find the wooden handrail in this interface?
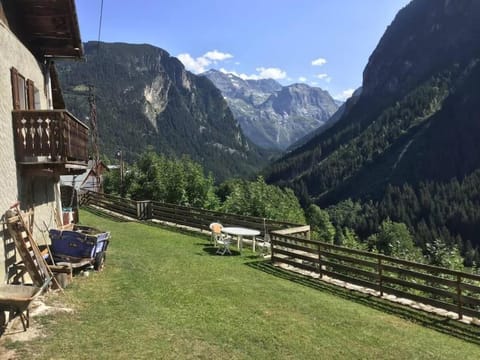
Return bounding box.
[81,190,480,320]
[12,109,88,164]
[271,233,480,320]
[272,226,311,235]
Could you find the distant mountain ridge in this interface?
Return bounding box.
[287,87,362,152]
[266,0,480,203]
[202,69,339,150]
[264,0,480,250]
[56,42,266,181]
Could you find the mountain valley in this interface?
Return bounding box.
[203,69,339,150]
[265,0,480,249]
[57,42,266,181]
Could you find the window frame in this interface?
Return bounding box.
[11,67,37,110]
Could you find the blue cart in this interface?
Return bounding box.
[49,225,110,271]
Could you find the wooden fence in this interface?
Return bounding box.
[80,191,138,219]
[80,191,309,237]
[79,191,480,320]
[270,232,480,320]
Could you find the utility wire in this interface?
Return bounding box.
[89,0,104,184]
[97,0,104,53]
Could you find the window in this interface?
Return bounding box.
[18,76,27,109]
[10,67,37,110]
[34,87,41,109]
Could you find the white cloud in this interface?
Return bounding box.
[256,67,287,80]
[177,53,207,73]
[203,50,233,61]
[335,88,355,101]
[177,49,233,73]
[220,67,287,80]
[298,76,307,82]
[312,57,327,66]
[316,73,332,83]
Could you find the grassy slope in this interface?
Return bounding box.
[6,209,480,359]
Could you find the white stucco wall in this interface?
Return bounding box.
[0,20,61,283]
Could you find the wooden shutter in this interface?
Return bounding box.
[27,79,35,109]
[10,67,20,110]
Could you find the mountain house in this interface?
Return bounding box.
[0,0,87,282]
[60,160,110,223]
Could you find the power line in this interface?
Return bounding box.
[89,0,104,190]
[97,0,104,53]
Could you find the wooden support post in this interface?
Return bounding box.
[318,243,323,279]
[456,274,463,320]
[270,235,275,263]
[378,257,383,297]
[137,201,152,220]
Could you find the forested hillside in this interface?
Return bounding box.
[326,170,480,264]
[265,0,480,252]
[57,42,266,181]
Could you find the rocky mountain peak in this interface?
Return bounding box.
[245,78,282,94]
[57,42,264,181]
[202,70,338,150]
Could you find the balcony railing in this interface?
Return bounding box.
[12,110,89,171]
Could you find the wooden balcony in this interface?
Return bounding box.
[12,110,89,175]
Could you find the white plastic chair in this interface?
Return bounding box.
[209,222,223,246]
[209,222,232,255]
[256,219,271,257]
[215,234,232,255]
[256,233,271,257]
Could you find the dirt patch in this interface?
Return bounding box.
[0,292,73,359]
[0,348,17,360]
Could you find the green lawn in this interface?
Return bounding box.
[5,209,480,359]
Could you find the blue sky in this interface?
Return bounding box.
[75,0,411,100]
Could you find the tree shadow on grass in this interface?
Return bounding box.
[247,260,480,346]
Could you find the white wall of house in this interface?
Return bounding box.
[82,174,101,193]
[0,20,61,282]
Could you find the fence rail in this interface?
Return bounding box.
[270,232,480,320]
[80,191,307,237]
[12,109,89,164]
[80,191,480,320]
[81,191,137,218]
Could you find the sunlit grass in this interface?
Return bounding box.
[6,209,480,359]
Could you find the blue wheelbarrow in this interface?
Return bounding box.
[49,225,110,271]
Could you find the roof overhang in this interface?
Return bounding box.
[4,0,83,59]
[49,62,66,109]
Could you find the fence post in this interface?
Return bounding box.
[318,242,323,279]
[378,257,383,297]
[456,274,463,320]
[270,234,275,263]
[174,205,178,227]
[136,201,152,220]
[81,190,91,206]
